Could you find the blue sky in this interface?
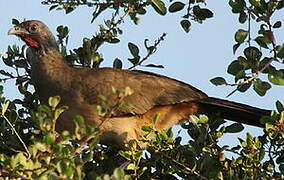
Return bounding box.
[1,0,283,150]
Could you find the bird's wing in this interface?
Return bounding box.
[77,68,208,116]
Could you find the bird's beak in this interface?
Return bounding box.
[8,26,29,36]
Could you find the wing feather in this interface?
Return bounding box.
[77,68,208,116]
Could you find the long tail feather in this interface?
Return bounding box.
[197,97,271,127]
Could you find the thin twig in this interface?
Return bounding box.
[129,33,167,69]
[0,75,28,82]
[1,112,31,158]
[147,144,208,180]
[247,7,251,47]
[153,148,209,180]
[113,8,131,27]
[42,0,129,7]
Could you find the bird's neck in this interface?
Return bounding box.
[28,47,73,101]
[29,47,70,74]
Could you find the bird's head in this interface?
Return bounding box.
[8,20,57,50]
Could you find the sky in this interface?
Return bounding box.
[0,1,283,152]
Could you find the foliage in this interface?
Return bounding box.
[210,0,284,97]
[1,95,284,179]
[0,0,284,179]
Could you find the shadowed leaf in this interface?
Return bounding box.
[169,2,185,13]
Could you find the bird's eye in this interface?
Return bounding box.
[30,25,37,32]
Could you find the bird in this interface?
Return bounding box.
[8,20,270,149]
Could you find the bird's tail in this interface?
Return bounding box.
[197,97,271,127]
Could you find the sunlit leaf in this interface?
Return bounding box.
[150,0,167,16]
[235,29,248,43]
[48,96,61,109]
[268,70,284,85]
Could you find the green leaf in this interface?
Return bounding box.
[118,151,131,160]
[113,58,122,69]
[280,164,284,174]
[12,19,20,25]
[227,60,244,75]
[276,45,284,59]
[239,12,247,23]
[74,115,85,126]
[2,101,10,115]
[108,38,120,44]
[141,125,153,132]
[199,116,208,124]
[11,152,27,169]
[193,6,214,20]
[253,80,271,96]
[189,115,199,125]
[137,7,147,15]
[273,21,282,28]
[233,43,241,54]
[237,82,251,92]
[38,105,52,117]
[234,66,247,80]
[268,70,284,85]
[225,123,244,133]
[276,1,284,9]
[229,0,246,13]
[166,128,173,138]
[48,96,61,109]
[128,57,140,65]
[276,101,284,112]
[244,46,262,61]
[65,6,75,14]
[128,42,139,57]
[210,77,227,86]
[150,0,167,16]
[14,59,28,68]
[49,5,58,11]
[202,147,211,153]
[124,86,134,96]
[169,2,185,13]
[146,46,155,54]
[57,25,69,39]
[111,87,120,95]
[91,5,108,23]
[180,20,191,33]
[235,29,248,43]
[126,163,136,170]
[249,0,261,7]
[152,113,160,123]
[82,151,94,162]
[54,106,68,120]
[43,132,55,145]
[255,36,269,49]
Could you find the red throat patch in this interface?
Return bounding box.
[20,36,40,48]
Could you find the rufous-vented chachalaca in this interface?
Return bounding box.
[8,20,270,148]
